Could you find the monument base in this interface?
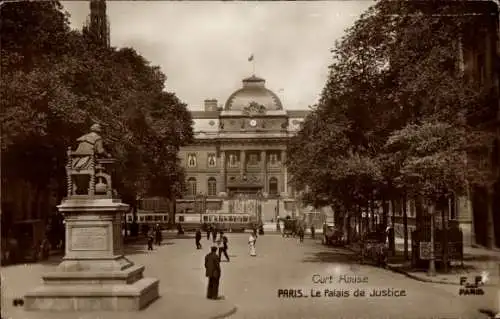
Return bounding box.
[24,278,159,311]
[24,256,160,311]
[24,198,159,311]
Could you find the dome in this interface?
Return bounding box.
[224,75,283,111]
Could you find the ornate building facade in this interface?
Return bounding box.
[177,75,309,222]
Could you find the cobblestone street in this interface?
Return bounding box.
[1,232,497,319]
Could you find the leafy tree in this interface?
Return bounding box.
[1,1,193,225]
[287,0,497,251]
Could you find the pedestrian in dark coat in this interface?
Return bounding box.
[205,246,221,299]
[147,231,154,250]
[211,226,217,243]
[218,232,230,262]
[207,224,212,241]
[195,229,202,249]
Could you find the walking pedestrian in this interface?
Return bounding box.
[195,229,202,249]
[311,225,315,239]
[248,230,257,257]
[204,246,221,300]
[211,226,217,243]
[206,224,211,240]
[218,232,230,262]
[298,227,304,243]
[155,224,162,246]
[147,231,154,251]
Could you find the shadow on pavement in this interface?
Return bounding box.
[464,254,500,262]
[124,243,175,255]
[301,249,360,264]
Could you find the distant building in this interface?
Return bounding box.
[177,75,309,222]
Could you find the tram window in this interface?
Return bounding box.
[146,215,153,221]
[163,216,168,221]
[214,216,219,222]
[139,216,145,222]
[208,216,213,222]
[178,216,185,222]
[127,216,132,222]
[203,216,208,222]
[229,216,234,222]
[243,217,248,222]
[155,216,162,221]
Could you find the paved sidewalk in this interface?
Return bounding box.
[345,241,500,317]
[347,240,500,286]
[1,234,237,319]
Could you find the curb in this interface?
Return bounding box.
[385,264,461,286]
[208,306,238,319]
[344,245,462,286]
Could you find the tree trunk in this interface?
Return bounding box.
[382,199,389,230]
[403,195,409,261]
[442,197,450,273]
[390,198,397,256]
[428,202,436,276]
[486,187,496,249]
[369,197,375,233]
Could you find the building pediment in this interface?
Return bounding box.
[242,102,266,116]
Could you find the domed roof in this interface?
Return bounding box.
[224,75,283,111]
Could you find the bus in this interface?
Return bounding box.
[175,213,255,232]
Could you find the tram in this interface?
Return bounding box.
[175,212,255,232]
[124,210,170,229]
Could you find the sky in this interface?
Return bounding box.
[61,1,373,110]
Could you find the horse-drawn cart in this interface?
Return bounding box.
[282,218,297,238]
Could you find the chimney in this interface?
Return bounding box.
[204,99,218,111]
[204,99,218,112]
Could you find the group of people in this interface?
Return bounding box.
[196,228,230,261]
[203,228,260,300]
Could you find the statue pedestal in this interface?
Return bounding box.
[24,198,159,311]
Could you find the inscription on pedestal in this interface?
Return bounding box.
[71,226,108,251]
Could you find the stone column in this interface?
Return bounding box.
[281,150,287,194]
[240,149,246,177]
[219,150,226,195]
[261,150,267,193]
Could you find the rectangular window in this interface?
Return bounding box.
[179,216,185,222]
[228,153,239,168]
[208,178,217,196]
[203,216,208,222]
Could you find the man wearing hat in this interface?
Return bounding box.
[204,246,221,299]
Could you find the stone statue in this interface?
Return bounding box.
[75,124,107,157]
[67,124,114,197]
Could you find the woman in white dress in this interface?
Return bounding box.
[248,230,257,256]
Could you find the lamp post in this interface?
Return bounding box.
[276,194,281,231]
[196,192,207,225]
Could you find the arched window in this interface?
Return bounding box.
[207,177,217,196]
[269,177,278,196]
[187,177,197,196]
